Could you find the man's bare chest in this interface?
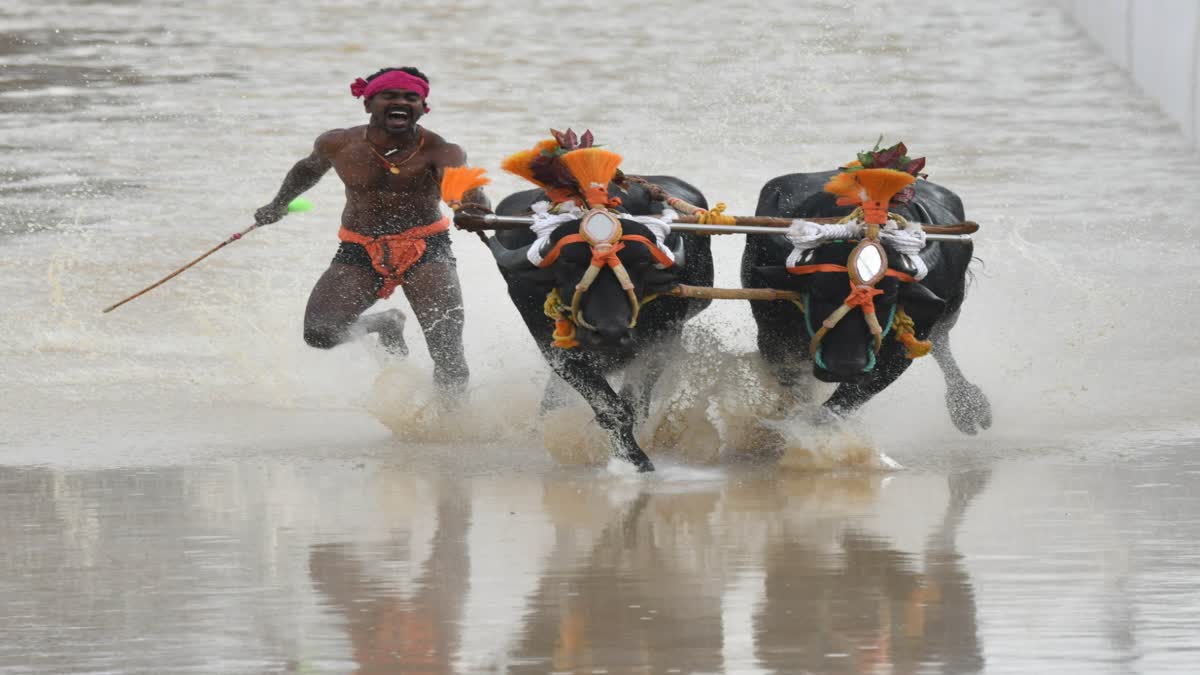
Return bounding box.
[333,143,434,192]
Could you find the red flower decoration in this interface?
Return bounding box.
[846,139,927,205]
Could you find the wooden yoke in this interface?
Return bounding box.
[623,175,978,235]
[673,214,979,235]
[668,285,803,301]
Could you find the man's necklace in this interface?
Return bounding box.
[363,127,424,174]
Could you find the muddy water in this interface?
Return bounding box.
[3,0,1200,672]
[3,454,1199,673]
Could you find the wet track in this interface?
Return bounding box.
[3,1,1200,672]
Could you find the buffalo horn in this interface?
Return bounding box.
[486,236,543,270]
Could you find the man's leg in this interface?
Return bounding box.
[401,261,469,397]
[303,262,405,351]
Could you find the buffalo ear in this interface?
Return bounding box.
[897,282,945,323]
[513,265,558,288]
[643,266,680,295]
[752,265,809,291]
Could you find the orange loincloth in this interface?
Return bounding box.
[338,216,450,299]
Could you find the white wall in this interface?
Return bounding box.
[1057,0,1200,142]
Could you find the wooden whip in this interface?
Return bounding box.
[102,223,261,313]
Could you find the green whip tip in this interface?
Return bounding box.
[287,197,313,213]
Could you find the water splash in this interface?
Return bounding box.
[366,361,543,445]
[464,326,904,471]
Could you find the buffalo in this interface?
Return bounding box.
[742,170,992,433]
[485,177,714,471]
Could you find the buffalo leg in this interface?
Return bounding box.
[751,300,813,413]
[929,320,992,434]
[551,358,655,472]
[619,338,676,425]
[540,372,577,414]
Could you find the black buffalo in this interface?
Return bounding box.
[742,171,991,433]
[487,176,714,471]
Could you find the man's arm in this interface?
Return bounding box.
[255,134,337,225]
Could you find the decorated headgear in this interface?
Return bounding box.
[501,128,624,208]
[349,70,431,112]
[823,139,925,226]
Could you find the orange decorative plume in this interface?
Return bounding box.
[823,168,915,225]
[501,139,581,204]
[559,148,623,208]
[500,147,543,185]
[500,140,558,185]
[440,166,490,207]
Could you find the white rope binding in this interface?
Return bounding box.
[879,220,929,280]
[525,201,685,268]
[782,218,930,280]
[627,206,678,267]
[526,201,583,266]
[785,220,862,267]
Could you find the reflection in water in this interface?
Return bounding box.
[304,468,989,673]
[9,456,1200,673]
[308,481,470,674]
[754,470,988,674]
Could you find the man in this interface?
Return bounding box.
[255,67,487,397]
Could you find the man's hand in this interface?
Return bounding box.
[450,203,492,243]
[455,202,492,218]
[255,202,290,226]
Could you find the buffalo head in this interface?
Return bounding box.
[755,240,944,382]
[490,209,684,351]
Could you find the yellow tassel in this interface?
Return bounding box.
[552,318,579,349]
[543,289,579,349]
[440,166,490,206]
[696,202,736,225]
[559,148,623,208]
[897,333,932,358]
[892,307,932,359]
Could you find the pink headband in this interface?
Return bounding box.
[350,71,431,112]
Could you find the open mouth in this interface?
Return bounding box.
[386,108,412,125]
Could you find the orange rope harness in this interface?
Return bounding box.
[845,284,884,313]
[784,263,918,357]
[785,264,916,285]
[537,231,676,347]
[589,241,626,270]
[538,234,674,270]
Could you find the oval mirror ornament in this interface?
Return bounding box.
[848,240,888,286]
[580,208,621,245]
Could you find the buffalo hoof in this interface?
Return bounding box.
[623,450,656,473]
[813,405,846,426]
[947,381,992,435]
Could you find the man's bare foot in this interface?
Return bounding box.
[362,309,408,357]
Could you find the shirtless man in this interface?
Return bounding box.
[254,67,487,397]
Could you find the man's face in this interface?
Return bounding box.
[365,87,425,135]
